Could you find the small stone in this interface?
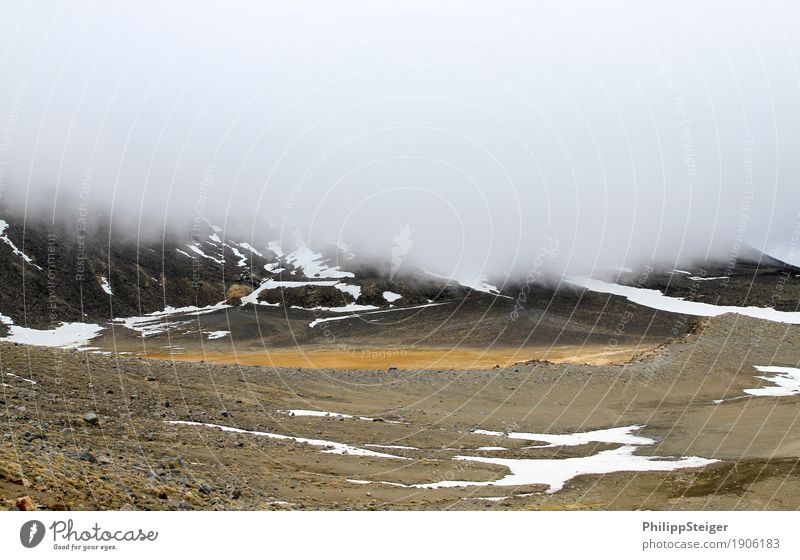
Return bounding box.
[198,483,213,495]
[15,496,36,511]
[219,410,229,418]
[78,451,97,463]
[83,412,99,425]
[96,455,112,465]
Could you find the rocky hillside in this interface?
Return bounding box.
[0,206,482,332]
[0,211,265,328]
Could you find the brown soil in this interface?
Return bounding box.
[142,344,646,370]
[2,313,800,511]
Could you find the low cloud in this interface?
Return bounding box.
[1,1,798,282]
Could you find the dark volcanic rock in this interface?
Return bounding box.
[0,208,276,328]
[258,284,353,308]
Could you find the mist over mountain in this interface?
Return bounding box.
[1,1,799,283]
[6,2,800,519]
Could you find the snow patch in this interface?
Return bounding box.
[4,372,37,384]
[471,424,654,447]
[0,313,104,348]
[568,276,800,324]
[240,279,339,306]
[226,244,248,267]
[114,301,230,338]
[383,291,402,303]
[167,420,407,459]
[99,276,113,295]
[285,242,354,279]
[280,409,405,425]
[297,303,380,313]
[186,243,224,264]
[281,409,359,419]
[459,277,501,295]
[688,276,728,281]
[422,268,510,298]
[336,283,362,299]
[743,366,800,397]
[339,425,715,494]
[309,302,450,328]
[346,479,406,487]
[0,219,41,270]
[237,242,264,258]
[206,331,230,340]
[414,446,715,493]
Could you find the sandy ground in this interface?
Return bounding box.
[2,313,800,511]
[142,344,646,370]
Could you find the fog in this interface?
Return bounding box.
[1,1,799,283]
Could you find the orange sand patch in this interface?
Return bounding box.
[142,344,646,370]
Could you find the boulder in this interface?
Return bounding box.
[15,496,36,511]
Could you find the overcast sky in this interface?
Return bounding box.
[1,1,799,281]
